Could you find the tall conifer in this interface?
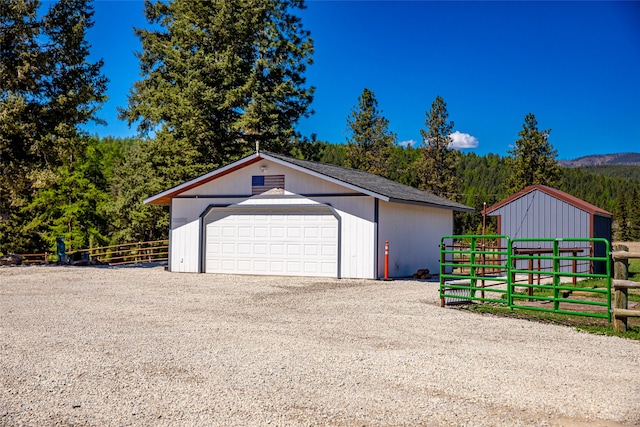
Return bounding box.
[345,88,396,176]
[417,95,458,200]
[506,113,559,194]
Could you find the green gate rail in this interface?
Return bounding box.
[440,235,511,305]
[509,238,611,321]
[440,236,612,322]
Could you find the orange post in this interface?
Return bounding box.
[384,240,389,279]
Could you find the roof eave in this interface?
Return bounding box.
[258,152,390,202]
[483,184,613,217]
[143,153,261,205]
[389,197,475,212]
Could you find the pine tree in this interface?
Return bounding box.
[0,0,107,253]
[344,88,396,176]
[506,113,559,194]
[107,138,174,243]
[120,0,314,170]
[0,0,43,251]
[627,187,640,241]
[417,95,458,200]
[615,191,630,241]
[115,0,314,244]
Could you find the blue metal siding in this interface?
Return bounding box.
[494,190,591,242]
[492,190,594,273]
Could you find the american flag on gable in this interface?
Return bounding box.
[252,175,285,195]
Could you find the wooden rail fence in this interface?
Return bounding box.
[19,239,169,266]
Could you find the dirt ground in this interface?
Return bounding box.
[1,266,640,427]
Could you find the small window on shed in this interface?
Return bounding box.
[252,175,285,195]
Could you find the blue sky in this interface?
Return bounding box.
[84,0,640,160]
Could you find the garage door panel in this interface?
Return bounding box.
[303,262,319,274]
[321,262,336,274]
[221,259,236,270]
[253,260,268,272]
[304,244,318,256]
[222,226,236,237]
[287,244,301,255]
[237,260,251,271]
[286,261,301,272]
[287,227,301,238]
[304,227,318,238]
[207,242,221,254]
[205,207,338,277]
[322,227,336,238]
[270,260,285,272]
[270,244,284,255]
[271,227,285,238]
[221,243,235,254]
[321,244,336,256]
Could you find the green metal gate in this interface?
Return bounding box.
[440,236,612,321]
[440,235,511,305]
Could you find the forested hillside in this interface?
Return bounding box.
[3,132,640,254]
[2,0,638,255]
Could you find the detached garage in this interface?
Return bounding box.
[145,151,473,279]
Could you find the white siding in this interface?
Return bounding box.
[168,160,449,279]
[378,201,453,278]
[321,196,375,279]
[181,159,359,197]
[170,197,244,273]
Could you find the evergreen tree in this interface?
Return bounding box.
[0,0,107,253]
[116,0,314,243]
[120,0,314,170]
[506,113,559,194]
[344,88,396,176]
[417,95,458,200]
[627,187,640,240]
[0,0,43,251]
[107,138,173,243]
[615,190,630,241]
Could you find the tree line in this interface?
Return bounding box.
[1,0,639,255]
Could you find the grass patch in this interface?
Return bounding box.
[460,302,640,341]
[629,258,640,281]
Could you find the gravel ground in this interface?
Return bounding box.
[1,265,639,427]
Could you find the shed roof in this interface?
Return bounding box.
[483,184,612,218]
[145,151,474,212]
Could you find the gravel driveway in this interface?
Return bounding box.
[1,266,639,426]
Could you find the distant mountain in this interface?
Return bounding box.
[559,152,640,167]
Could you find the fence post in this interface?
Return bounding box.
[613,245,629,332]
[612,244,629,281]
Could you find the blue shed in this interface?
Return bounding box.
[483,185,612,273]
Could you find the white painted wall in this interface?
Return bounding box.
[168,160,377,277]
[181,159,359,197]
[167,159,448,279]
[378,201,453,278]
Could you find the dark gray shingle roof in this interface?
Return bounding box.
[264,152,474,212]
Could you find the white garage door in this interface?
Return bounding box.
[204,206,339,277]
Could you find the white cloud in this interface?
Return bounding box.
[449,131,479,149]
[398,139,417,147]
